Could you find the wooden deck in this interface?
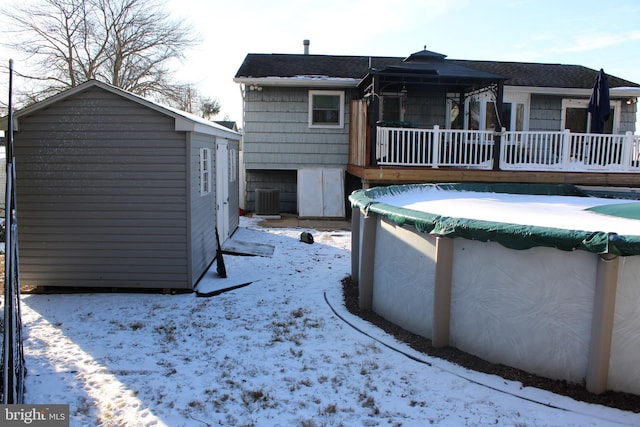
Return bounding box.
[347,164,640,187]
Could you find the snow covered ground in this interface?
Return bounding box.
[19,216,640,426]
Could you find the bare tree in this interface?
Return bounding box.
[2,0,198,106]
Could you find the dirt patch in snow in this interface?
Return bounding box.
[341,276,640,413]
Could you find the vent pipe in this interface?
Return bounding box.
[303,39,310,55]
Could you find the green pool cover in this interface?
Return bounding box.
[587,203,640,220]
[349,183,640,256]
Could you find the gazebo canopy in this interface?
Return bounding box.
[361,49,508,93]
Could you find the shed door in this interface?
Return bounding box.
[216,140,230,241]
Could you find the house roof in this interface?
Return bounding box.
[214,120,239,131]
[451,60,639,90]
[5,80,241,138]
[234,51,640,94]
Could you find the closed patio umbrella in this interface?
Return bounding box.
[588,68,610,133]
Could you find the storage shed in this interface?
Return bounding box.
[4,80,241,290]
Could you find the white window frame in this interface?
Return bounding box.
[502,92,530,132]
[463,90,493,130]
[308,90,345,129]
[561,98,621,133]
[229,148,237,182]
[460,90,531,131]
[199,147,212,196]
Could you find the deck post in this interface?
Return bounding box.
[432,237,454,347]
[622,131,633,171]
[561,129,571,167]
[492,81,504,170]
[586,253,619,394]
[432,125,440,168]
[358,212,377,311]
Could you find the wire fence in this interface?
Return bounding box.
[2,59,25,404]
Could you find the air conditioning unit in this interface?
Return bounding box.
[255,188,280,215]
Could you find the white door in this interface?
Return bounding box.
[297,168,345,218]
[216,140,230,241]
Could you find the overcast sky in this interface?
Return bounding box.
[167,0,640,124]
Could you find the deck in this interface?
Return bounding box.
[348,125,640,187]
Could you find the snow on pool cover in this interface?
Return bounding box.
[375,187,640,236]
[349,183,640,255]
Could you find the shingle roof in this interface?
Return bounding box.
[235,53,639,89]
[5,80,241,137]
[452,60,639,89]
[234,53,398,79]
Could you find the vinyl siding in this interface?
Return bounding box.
[529,95,562,131]
[246,170,297,213]
[188,133,216,286]
[619,102,637,133]
[243,87,353,169]
[14,87,190,289]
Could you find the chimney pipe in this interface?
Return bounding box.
[303,39,310,55]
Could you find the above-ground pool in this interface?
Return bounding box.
[349,183,640,396]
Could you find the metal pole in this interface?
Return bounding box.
[3,59,14,404]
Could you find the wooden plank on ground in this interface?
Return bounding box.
[222,239,275,257]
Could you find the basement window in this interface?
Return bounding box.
[308,90,344,128]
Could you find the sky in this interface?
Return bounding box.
[18,215,640,426]
[165,0,640,125]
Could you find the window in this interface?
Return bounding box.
[485,101,526,131]
[380,95,404,122]
[199,147,211,196]
[446,96,463,129]
[229,148,237,182]
[308,90,344,128]
[502,92,529,131]
[453,90,529,131]
[561,99,620,133]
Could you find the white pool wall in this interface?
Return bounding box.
[353,209,640,396]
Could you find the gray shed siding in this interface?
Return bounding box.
[243,87,353,170]
[188,133,216,286]
[14,87,191,289]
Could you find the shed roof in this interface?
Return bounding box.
[234,51,640,92]
[5,80,241,139]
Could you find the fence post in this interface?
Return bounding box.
[431,125,440,169]
[492,128,502,170]
[561,129,571,169]
[497,127,506,169]
[622,131,633,172]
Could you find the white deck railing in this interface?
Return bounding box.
[376,126,640,172]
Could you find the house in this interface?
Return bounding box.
[3,80,241,290]
[214,120,240,132]
[234,43,640,218]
